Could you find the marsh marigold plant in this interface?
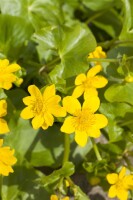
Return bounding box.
[61,95,108,147]
[72,65,108,99]
[0,139,17,176]
[106,167,133,200]
[0,59,21,90]
[21,84,66,130]
[0,99,10,134]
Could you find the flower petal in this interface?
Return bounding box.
[0,59,9,67]
[28,85,42,99]
[94,114,108,129]
[20,106,34,119]
[63,96,81,115]
[63,197,69,200]
[46,96,66,117]
[44,112,54,126]
[0,100,7,117]
[23,96,34,106]
[108,185,117,198]
[31,115,44,129]
[87,127,101,138]
[5,64,20,73]
[50,195,58,200]
[43,84,56,101]
[0,81,13,90]
[61,116,75,134]
[106,173,118,184]
[0,118,10,134]
[124,175,133,189]
[41,121,49,130]
[72,85,84,98]
[75,73,86,85]
[75,131,88,147]
[87,65,102,77]
[91,75,108,88]
[119,167,126,179]
[49,105,66,117]
[117,189,128,200]
[0,161,13,176]
[84,87,98,99]
[83,96,100,113]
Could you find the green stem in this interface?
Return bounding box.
[0,175,3,200]
[87,58,119,63]
[62,134,70,165]
[85,11,106,24]
[91,138,102,161]
[39,57,60,73]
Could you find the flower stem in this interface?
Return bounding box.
[0,175,3,200]
[91,138,102,161]
[62,134,70,165]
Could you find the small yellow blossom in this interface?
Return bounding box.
[50,195,69,200]
[61,95,108,147]
[72,65,108,99]
[0,59,21,90]
[0,100,10,134]
[106,167,133,200]
[0,139,17,176]
[88,46,106,64]
[21,84,66,130]
[125,75,133,83]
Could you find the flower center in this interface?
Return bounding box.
[83,78,93,89]
[31,98,44,115]
[116,180,125,191]
[74,109,95,132]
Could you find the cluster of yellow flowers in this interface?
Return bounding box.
[1,47,132,200]
[0,59,21,176]
[21,47,108,147]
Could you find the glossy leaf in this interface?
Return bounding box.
[0,15,33,60]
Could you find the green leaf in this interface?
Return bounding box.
[100,102,132,119]
[26,124,64,167]
[0,89,7,99]
[99,102,132,141]
[92,9,122,38]
[82,0,116,11]
[34,23,96,86]
[5,114,65,167]
[73,185,90,200]
[2,164,49,200]
[5,89,27,110]
[105,83,133,105]
[0,15,33,60]
[119,0,133,40]
[0,0,64,30]
[41,162,75,187]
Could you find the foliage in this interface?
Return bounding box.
[0,0,133,200]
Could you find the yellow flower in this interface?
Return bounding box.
[0,139,17,176]
[72,65,108,99]
[21,84,66,130]
[88,46,106,64]
[0,59,21,90]
[50,195,69,200]
[106,167,133,200]
[61,95,108,147]
[0,100,10,134]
